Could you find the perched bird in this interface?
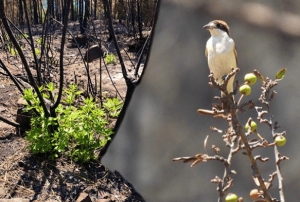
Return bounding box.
[203,20,237,109]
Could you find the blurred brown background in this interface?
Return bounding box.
[103,0,300,201]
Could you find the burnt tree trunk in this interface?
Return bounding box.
[18,0,24,25]
[81,0,90,34]
[32,0,39,24]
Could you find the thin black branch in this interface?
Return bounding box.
[22,0,41,85]
[0,59,23,94]
[0,116,20,128]
[103,0,130,84]
[51,0,71,110]
[102,56,124,100]
[0,2,49,117]
[134,31,152,78]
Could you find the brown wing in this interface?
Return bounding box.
[234,47,238,66]
[205,47,208,58]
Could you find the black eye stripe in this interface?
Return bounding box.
[216,23,229,34]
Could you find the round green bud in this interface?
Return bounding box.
[225,193,238,202]
[275,136,286,146]
[244,73,257,85]
[239,84,251,96]
[245,121,257,132]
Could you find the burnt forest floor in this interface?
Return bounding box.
[0,19,149,201]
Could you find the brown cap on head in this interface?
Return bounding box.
[203,20,230,36]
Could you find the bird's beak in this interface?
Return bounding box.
[203,22,213,30]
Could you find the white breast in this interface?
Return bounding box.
[206,35,237,92]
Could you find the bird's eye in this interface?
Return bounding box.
[216,23,221,28]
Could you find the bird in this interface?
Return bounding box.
[203,20,237,109]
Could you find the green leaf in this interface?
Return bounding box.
[105,54,116,64]
[23,83,113,162]
[35,48,40,56]
[47,82,55,92]
[38,85,44,92]
[42,93,50,99]
[36,37,42,45]
[103,97,123,118]
[276,68,287,80]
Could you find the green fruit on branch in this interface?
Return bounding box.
[244,73,257,85]
[225,193,238,202]
[245,121,257,132]
[275,136,286,146]
[239,84,251,96]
